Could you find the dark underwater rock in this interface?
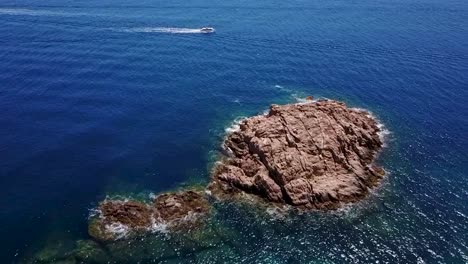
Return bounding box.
[72,240,107,263]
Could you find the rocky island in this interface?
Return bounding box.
[88,99,386,241]
[209,99,385,209]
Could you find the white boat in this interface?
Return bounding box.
[200,27,215,33]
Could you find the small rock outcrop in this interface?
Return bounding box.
[89,190,210,241]
[209,100,385,209]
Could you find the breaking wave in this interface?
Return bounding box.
[352,107,391,146]
[224,116,247,134]
[105,222,130,240]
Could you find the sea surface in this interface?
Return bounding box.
[0,0,467,263]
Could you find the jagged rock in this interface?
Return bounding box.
[88,191,210,241]
[154,191,211,229]
[101,200,153,228]
[209,100,385,209]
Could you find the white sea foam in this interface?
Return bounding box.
[149,216,169,234]
[224,116,246,134]
[122,27,209,34]
[294,96,310,104]
[293,95,320,104]
[88,208,100,220]
[273,84,293,93]
[105,222,130,240]
[350,107,391,146]
[370,115,390,146]
[377,122,391,145]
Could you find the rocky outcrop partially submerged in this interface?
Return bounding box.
[89,99,386,241]
[209,100,385,209]
[89,190,210,241]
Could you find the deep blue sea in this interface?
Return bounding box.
[0,0,467,263]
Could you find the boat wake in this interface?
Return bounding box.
[0,8,89,17]
[122,27,212,34]
[0,9,214,35]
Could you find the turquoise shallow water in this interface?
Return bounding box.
[0,0,467,262]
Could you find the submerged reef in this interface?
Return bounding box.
[88,99,386,242]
